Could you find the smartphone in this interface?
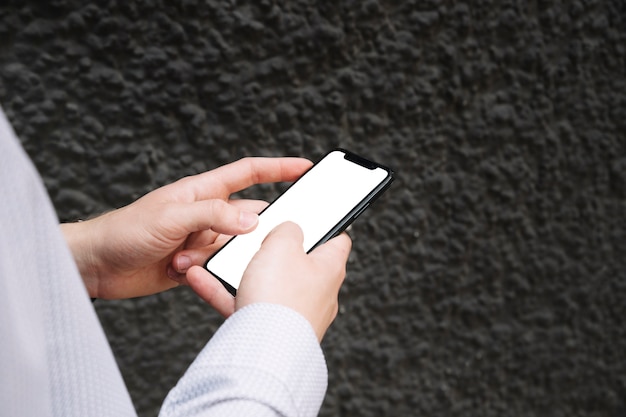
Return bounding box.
[205,148,394,295]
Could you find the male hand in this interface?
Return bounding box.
[61,157,312,301]
[186,222,352,341]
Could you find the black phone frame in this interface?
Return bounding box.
[205,148,395,296]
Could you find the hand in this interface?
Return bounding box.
[61,157,312,300]
[186,222,352,341]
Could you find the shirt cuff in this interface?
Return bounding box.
[160,303,328,417]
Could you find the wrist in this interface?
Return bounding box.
[60,218,103,297]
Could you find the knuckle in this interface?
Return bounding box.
[205,199,230,217]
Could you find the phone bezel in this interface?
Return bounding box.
[205,148,394,295]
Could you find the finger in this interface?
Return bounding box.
[260,221,305,252]
[184,200,269,249]
[171,240,224,274]
[312,232,352,260]
[184,229,220,251]
[167,264,189,285]
[181,157,313,201]
[309,233,352,278]
[186,266,236,317]
[172,199,259,237]
[229,198,270,213]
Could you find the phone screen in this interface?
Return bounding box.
[205,149,393,293]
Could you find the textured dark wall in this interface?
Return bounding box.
[1,1,625,416]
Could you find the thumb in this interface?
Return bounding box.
[309,232,352,270]
[176,199,259,236]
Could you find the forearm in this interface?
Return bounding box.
[160,303,328,417]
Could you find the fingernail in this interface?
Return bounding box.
[239,211,258,230]
[176,255,191,272]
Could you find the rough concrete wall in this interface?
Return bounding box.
[1,1,624,416]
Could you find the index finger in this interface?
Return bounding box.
[310,232,352,267]
[184,157,313,201]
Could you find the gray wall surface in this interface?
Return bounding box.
[1,1,625,416]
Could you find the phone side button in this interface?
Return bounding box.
[352,203,370,220]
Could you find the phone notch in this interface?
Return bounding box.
[343,150,378,170]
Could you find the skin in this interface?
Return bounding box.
[62,156,352,340]
[238,221,350,341]
[186,222,351,341]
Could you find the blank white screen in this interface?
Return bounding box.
[206,150,389,289]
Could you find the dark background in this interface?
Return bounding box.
[1,1,625,416]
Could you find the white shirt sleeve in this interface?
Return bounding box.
[0,108,137,417]
[0,107,328,417]
[160,303,328,417]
